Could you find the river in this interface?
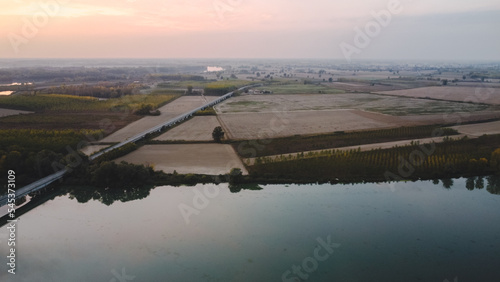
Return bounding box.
[1,177,500,281]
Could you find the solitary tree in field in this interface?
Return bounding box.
[187,85,193,95]
[212,126,224,143]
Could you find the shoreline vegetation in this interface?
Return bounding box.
[58,133,500,190]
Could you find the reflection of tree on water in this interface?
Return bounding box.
[65,185,154,206]
[63,175,500,205]
[464,175,500,195]
[229,183,263,193]
[441,178,454,189]
[66,183,263,204]
[476,177,485,189]
[486,175,500,195]
[432,175,500,195]
[466,178,475,191]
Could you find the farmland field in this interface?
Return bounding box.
[0,93,179,130]
[376,86,500,105]
[216,94,500,140]
[218,110,399,140]
[452,120,500,137]
[215,93,489,115]
[114,144,248,175]
[329,81,439,92]
[154,116,221,141]
[254,83,345,94]
[100,96,217,143]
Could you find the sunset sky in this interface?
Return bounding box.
[1,0,499,60]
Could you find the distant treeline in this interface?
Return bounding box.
[150,74,205,81]
[40,82,145,98]
[0,66,204,84]
[249,135,500,183]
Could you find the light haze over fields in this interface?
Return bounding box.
[1,0,499,60]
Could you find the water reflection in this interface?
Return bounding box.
[229,183,263,193]
[3,177,500,281]
[463,175,500,194]
[440,178,454,189]
[64,185,155,206]
[61,175,500,207]
[63,183,265,205]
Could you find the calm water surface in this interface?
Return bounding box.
[1,178,500,282]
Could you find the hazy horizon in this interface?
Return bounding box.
[1,0,499,61]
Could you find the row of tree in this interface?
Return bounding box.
[234,126,458,158]
[249,135,500,183]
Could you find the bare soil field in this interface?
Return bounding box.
[328,82,435,92]
[215,94,488,116]
[154,116,221,141]
[115,144,248,175]
[398,111,500,125]
[0,108,33,117]
[376,86,500,105]
[101,96,217,143]
[451,120,500,137]
[218,110,402,140]
[216,94,500,140]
